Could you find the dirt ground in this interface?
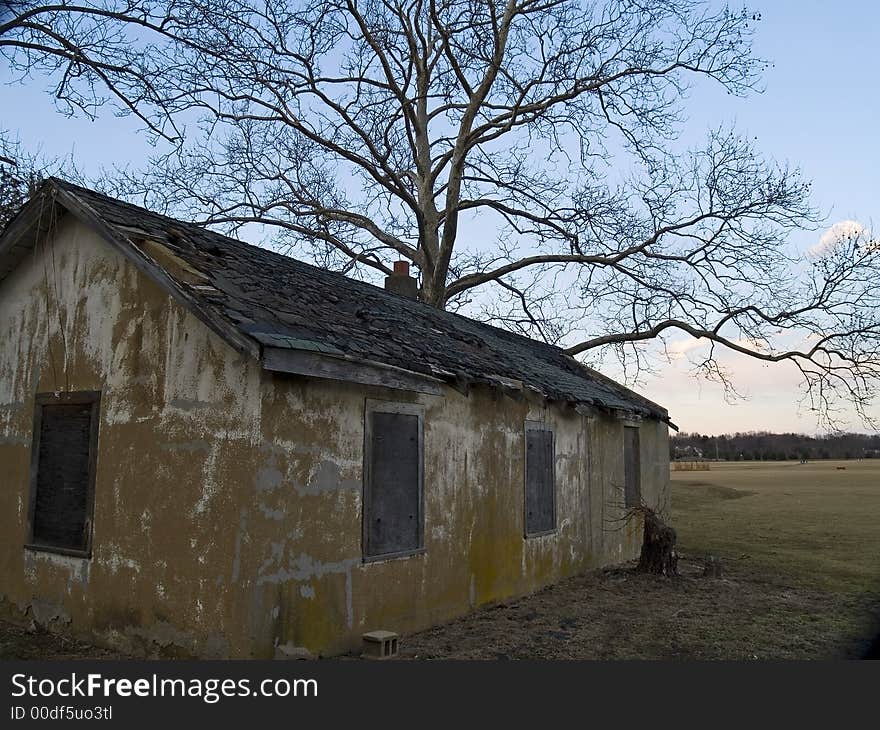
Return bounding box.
[399,556,878,660]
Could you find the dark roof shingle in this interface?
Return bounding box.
[15,180,669,421]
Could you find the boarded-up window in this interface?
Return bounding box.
[525,423,555,536]
[27,393,101,556]
[364,404,423,559]
[624,426,641,507]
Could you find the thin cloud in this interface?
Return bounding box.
[808,220,871,257]
[666,337,707,360]
[666,336,765,361]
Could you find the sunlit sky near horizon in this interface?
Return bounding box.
[2,2,879,436]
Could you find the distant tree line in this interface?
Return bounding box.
[671,431,880,462]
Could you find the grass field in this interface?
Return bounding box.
[673,459,880,596]
[666,459,880,659]
[2,460,879,659]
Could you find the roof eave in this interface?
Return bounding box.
[261,345,444,396]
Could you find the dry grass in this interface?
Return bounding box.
[0,620,123,660]
[400,558,875,659]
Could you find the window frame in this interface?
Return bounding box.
[362,399,426,563]
[25,391,102,559]
[623,424,642,508]
[523,420,557,539]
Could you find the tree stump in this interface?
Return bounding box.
[637,509,678,576]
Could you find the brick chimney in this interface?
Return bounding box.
[384,260,418,299]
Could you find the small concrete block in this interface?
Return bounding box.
[363,630,398,642]
[362,630,399,659]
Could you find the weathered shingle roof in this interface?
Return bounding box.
[1,179,669,422]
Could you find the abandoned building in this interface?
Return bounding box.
[0,179,672,658]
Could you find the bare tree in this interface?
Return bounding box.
[3,1,879,424]
[0,0,188,140]
[0,133,48,227]
[0,140,30,228]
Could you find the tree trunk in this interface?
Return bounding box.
[418,266,448,308]
[637,509,678,576]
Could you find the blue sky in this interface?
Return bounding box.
[2,2,878,435]
[633,2,880,434]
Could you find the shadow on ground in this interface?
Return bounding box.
[399,557,879,660]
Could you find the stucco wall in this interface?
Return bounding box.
[0,214,669,657]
